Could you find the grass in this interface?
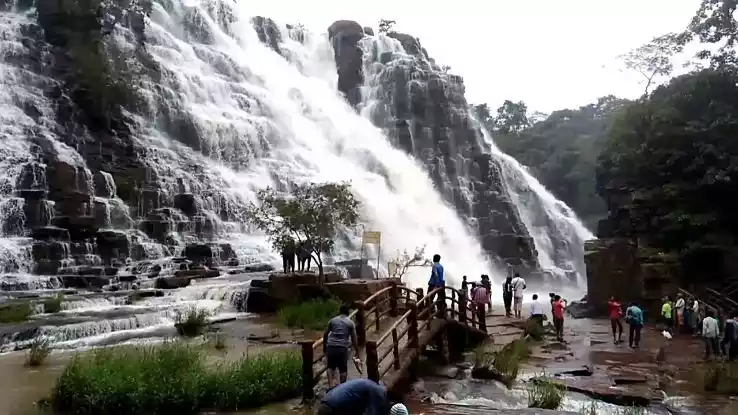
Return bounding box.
[174,307,210,337]
[43,293,64,313]
[26,338,52,366]
[528,376,565,410]
[278,298,341,331]
[581,401,648,415]
[475,339,531,388]
[208,332,227,350]
[49,342,302,415]
[0,301,33,323]
[524,318,545,341]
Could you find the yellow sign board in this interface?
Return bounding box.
[362,231,381,245]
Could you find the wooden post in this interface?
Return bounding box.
[389,282,399,317]
[299,341,315,401]
[374,303,381,331]
[450,289,457,319]
[416,287,424,299]
[459,290,467,325]
[391,328,400,370]
[408,301,419,350]
[355,301,366,346]
[436,326,449,364]
[366,341,380,382]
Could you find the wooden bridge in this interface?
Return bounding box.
[299,284,489,400]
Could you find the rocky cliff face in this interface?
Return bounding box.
[0,3,579,289]
[326,21,539,273]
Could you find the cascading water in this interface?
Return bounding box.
[0,0,592,351]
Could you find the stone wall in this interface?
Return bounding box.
[585,238,680,317]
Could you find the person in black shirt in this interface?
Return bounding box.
[502,276,513,317]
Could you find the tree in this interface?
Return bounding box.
[246,182,360,281]
[387,246,431,280]
[597,69,738,259]
[378,19,396,34]
[684,0,738,69]
[618,33,684,95]
[492,100,530,134]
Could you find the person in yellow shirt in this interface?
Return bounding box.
[661,297,673,333]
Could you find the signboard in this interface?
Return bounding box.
[362,231,381,245]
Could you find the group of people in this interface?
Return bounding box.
[659,295,738,360]
[280,239,314,273]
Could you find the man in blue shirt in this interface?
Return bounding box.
[625,302,644,348]
[316,378,391,415]
[427,254,445,315]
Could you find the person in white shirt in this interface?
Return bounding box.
[529,294,546,328]
[692,299,701,335]
[510,273,526,319]
[702,310,721,360]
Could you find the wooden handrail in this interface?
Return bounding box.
[300,284,487,401]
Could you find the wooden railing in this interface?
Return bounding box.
[299,284,487,400]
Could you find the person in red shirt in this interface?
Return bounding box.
[552,295,566,342]
[608,296,624,344]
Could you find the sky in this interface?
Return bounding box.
[249,0,702,113]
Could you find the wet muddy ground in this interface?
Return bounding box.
[1,313,737,415]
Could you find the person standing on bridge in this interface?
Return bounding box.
[511,272,526,319]
[316,378,391,415]
[323,304,361,388]
[427,254,445,312]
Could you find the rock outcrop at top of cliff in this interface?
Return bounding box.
[325,20,539,273]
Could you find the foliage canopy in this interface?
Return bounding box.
[246,182,360,276]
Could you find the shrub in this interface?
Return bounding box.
[278,298,341,331]
[49,342,301,415]
[175,307,210,337]
[0,301,33,323]
[43,293,64,313]
[524,318,545,341]
[493,339,532,387]
[209,332,227,350]
[26,338,52,367]
[528,376,565,409]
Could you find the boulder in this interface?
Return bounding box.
[268,272,343,304]
[183,243,214,266]
[243,262,274,273]
[327,20,364,106]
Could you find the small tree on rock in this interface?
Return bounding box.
[387,246,431,280]
[618,33,684,96]
[246,182,360,283]
[378,19,396,34]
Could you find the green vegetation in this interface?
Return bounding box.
[246,182,360,280]
[208,332,227,350]
[43,293,64,314]
[0,302,33,323]
[478,338,531,388]
[49,342,301,415]
[26,338,52,367]
[523,318,545,341]
[174,307,210,337]
[528,376,565,410]
[278,298,341,331]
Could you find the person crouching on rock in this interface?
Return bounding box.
[323,304,361,388]
[529,294,546,328]
[471,282,489,326]
[316,378,391,415]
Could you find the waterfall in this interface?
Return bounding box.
[0,1,591,302]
